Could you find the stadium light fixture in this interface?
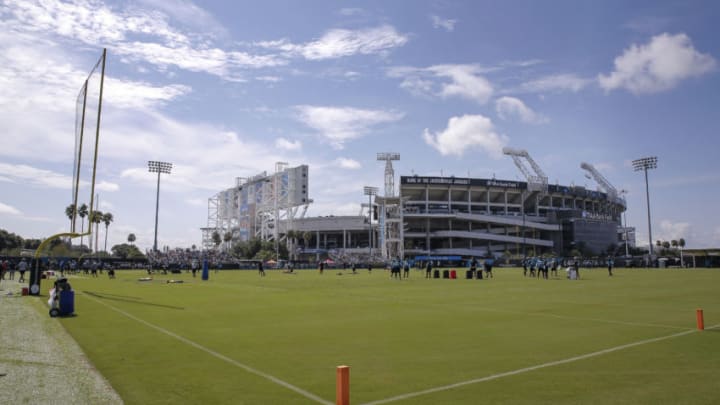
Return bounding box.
[632,156,657,264]
[148,160,173,252]
[364,186,379,259]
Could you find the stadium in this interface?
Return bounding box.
[202,149,633,263]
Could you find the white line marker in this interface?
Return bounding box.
[361,324,718,405]
[430,302,689,330]
[84,294,333,405]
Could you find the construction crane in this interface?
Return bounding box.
[580,162,618,200]
[502,147,548,192]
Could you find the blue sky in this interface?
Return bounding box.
[1,0,719,252]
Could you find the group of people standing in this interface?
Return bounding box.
[522,257,616,279]
[522,257,560,279]
[0,258,28,283]
[389,259,410,279]
[467,257,494,279]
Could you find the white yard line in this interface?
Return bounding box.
[470,306,689,330]
[361,324,718,405]
[84,294,333,405]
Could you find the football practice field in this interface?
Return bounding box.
[48,267,719,404]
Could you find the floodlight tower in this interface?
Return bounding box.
[633,156,657,263]
[502,147,547,192]
[377,153,400,197]
[148,160,172,252]
[504,147,547,258]
[580,162,618,200]
[619,189,630,256]
[581,161,623,223]
[363,186,378,258]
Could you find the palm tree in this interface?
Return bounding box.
[102,212,114,253]
[78,203,89,248]
[65,204,76,230]
[679,238,686,267]
[65,204,76,246]
[212,231,221,250]
[127,233,136,245]
[223,231,233,251]
[303,231,312,249]
[286,230,297,260]
[89,210,104,252]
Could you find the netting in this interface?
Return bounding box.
[71,49,106,234]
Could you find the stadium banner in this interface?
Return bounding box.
[401,176,609,200]
[401,176,524,189]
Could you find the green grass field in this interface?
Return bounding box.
[49,267,720,404]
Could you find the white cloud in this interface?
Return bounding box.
[598,33,716,94]
[113,42,285,81]
[275,138,302,151]
[389,64,493,104]
[136,0,228,37]
[0,202,22,215]
[0,38,198,163]
[3,0,287,82]
[0,163,74,189]
[257,25,408,60]
[495,96,548,124]
[657,220,691,243]
[398,76,435,98]
[431,15,457,32]
[256,76,282,83]
[518,74,591,93]
[4,0,187,47]
[295,105,404,149]
[105,78,191,110]
[430,65,494,104]
[335,158,361,169]
[96,181,120,192]
[107,110,293,192]
[422,114,508,158]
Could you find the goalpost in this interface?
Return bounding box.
[29,48,107,296]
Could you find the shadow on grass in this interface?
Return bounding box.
[82,290,185,310]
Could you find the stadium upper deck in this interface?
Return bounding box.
[400,176,626,257]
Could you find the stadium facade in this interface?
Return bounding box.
[399,175,626,258]
[203,162,633,261]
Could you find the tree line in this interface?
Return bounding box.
[655,238,686,256]
[212,229,316,261]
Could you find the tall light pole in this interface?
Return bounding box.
[148,161,172,252]
[623,210,630,257]
[521,189,526,259]
[618,189,630,257]
[632,156,657,264]
[364,186,378,259]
